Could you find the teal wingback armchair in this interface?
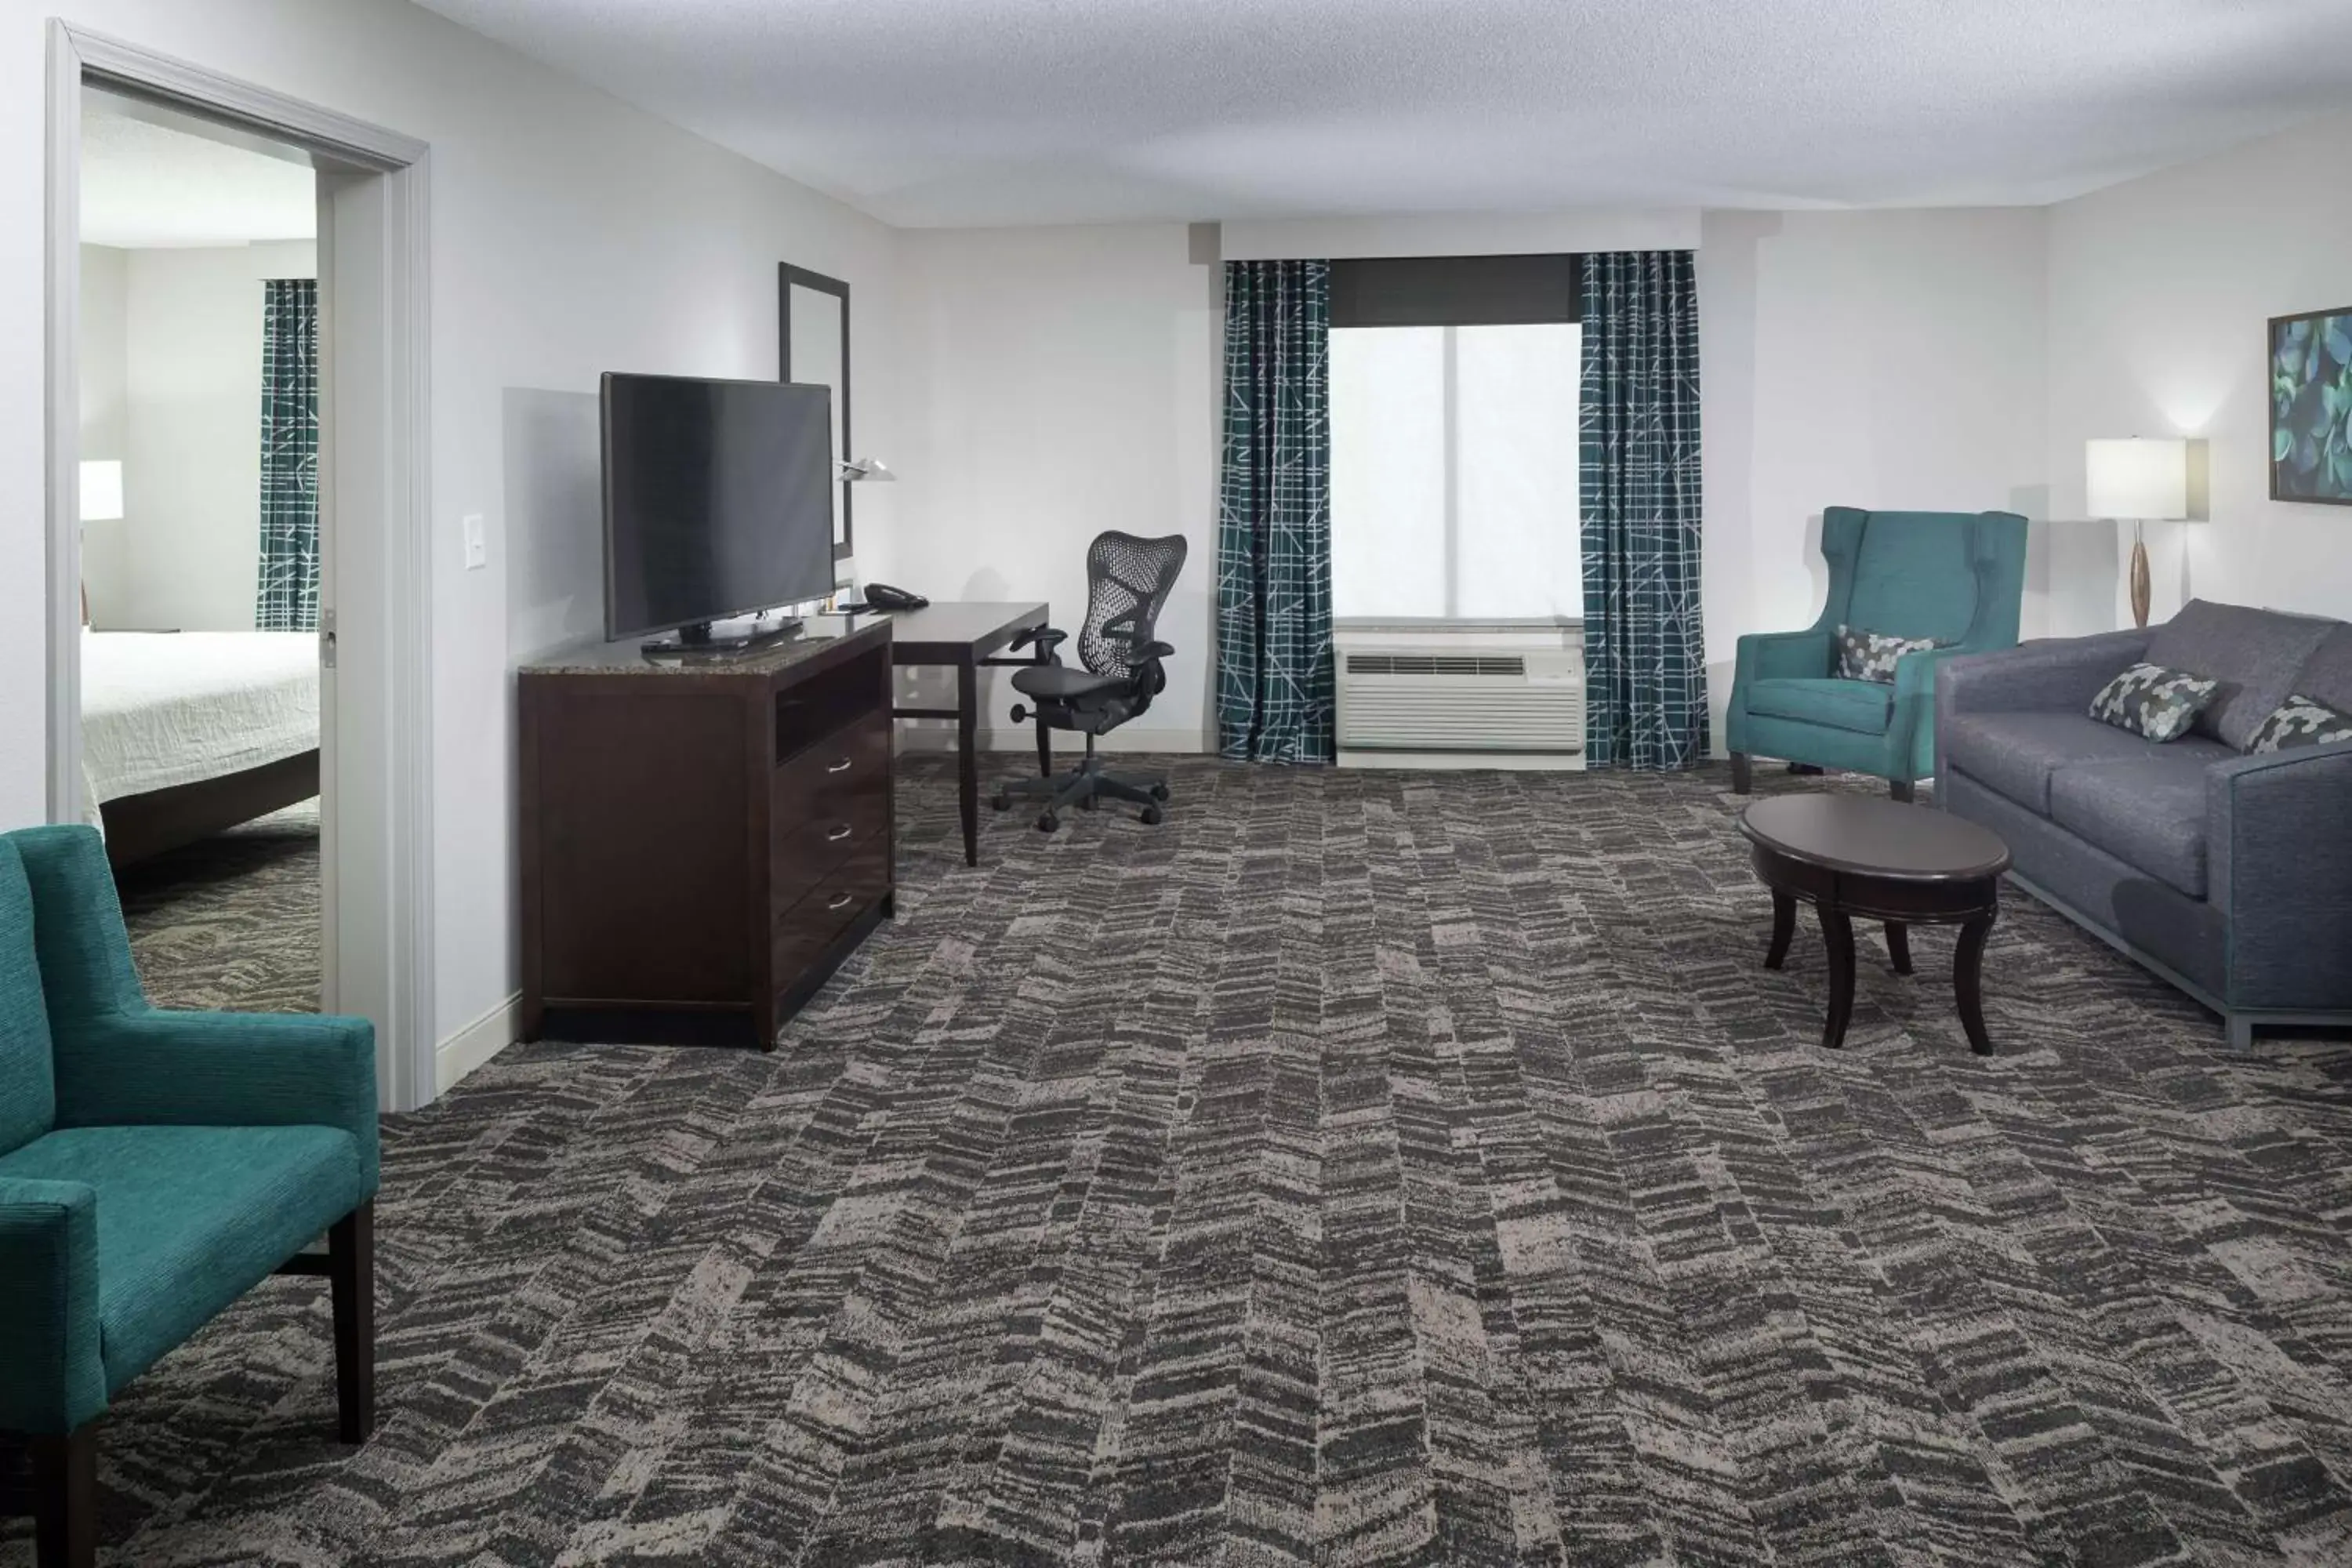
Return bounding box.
[0,826,377,1568]
[1728,507,2028,799]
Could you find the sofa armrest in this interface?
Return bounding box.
[1935,629,2151,717]
[2209,741,2352,1008]
[53,1010,380,1192]
[1736,629,1832,684]
[0,1178,106,1433]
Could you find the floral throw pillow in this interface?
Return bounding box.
[2249,693,2352,753]
[1835,625,1943,684]
[2089,662,2222,742]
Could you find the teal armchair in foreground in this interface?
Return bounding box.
[1727,507,2028,800]
[0,826,377,1568]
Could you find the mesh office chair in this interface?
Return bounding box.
[994,531,1189,832]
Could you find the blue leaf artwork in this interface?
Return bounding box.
[2272,307,2352,505]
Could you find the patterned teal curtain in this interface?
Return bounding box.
[256,278,321,632]
[1215,260,1333,763]
[1581,251,1705,769]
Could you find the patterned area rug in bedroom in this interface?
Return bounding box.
[11,760,2352,1566]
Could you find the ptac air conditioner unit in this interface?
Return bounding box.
[1333,620,1584,770]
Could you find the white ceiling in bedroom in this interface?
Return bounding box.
[81,103,317,250]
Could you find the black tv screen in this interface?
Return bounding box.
[601,372,836,641]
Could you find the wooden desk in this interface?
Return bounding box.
[877,601,1049,866]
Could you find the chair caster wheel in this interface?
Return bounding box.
[1148,782,1170,803]
[992,791,1011,811]
[1140,806,1163,826]
[1036,812,1060,833]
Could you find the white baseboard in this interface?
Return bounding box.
[1336,750,1586,771]
[436,993,520,1098]
[895,724,1209,755]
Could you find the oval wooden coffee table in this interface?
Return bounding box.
[1737,795,2012,1054]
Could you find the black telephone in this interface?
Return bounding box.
[859,583,930,611]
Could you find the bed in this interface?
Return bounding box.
[81,630,321,866]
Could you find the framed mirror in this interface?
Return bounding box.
[779,264,852,560]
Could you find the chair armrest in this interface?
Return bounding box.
[52,1010,380,1192]
[2209,742,2352,1006]
[1009,626,1068,662]
[1736,630,1831,684]
[0,1178,106,1433]
[1935,629,2151,717]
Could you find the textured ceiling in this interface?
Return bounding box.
[82,106,316,249]
[414,0,2352,228]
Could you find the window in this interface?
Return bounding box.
[1330,320,1582,620]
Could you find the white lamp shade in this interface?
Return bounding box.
[2085,438,2187,520]
[79,459,123,522]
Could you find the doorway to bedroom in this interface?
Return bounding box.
[74,89,328,1015]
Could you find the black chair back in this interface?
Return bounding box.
[1079,532,1189,683]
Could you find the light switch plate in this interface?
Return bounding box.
[462,514,487,570]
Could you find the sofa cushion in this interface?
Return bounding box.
[1745,677,1893,735]
[2049,757,2214,898]
[2288,623,2352,715]
[0,839,54,1158]
[2147,598,2337,750]
[2088,662,2222,742]
[2249,694,2352,753]
[0,1123,364,1392]
[1835,625,1942,684]
[1940,710,2232,815]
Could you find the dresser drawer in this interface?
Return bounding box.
[775,713,889,825]
[771,828,890,985]
[773,796,888,910]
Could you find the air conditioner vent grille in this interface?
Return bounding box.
[1345,652,1528,678]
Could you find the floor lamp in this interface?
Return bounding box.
[2085,437,2189,629]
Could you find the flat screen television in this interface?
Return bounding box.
[601,372,836,646]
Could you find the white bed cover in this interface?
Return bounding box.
[80,630,320,822]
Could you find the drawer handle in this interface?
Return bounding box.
[826,891,855,912]
[826,757,854,774]
[826,823,854,843]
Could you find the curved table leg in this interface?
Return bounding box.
[1955,915,1995,1055]
[1886,921,1912,975]
[1765,891,1796,971]
[1820,906,1857,1049]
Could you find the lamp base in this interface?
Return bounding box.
[2128,527,2151,629]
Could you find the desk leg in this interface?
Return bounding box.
[957,658,979,866]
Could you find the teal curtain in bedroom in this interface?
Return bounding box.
[256,278,321,633]
[1581,250,1706,770]
[1215,260,1334,763]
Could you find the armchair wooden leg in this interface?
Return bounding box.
[329,1201,376,1445]
[1889,779,1915,803]
[1730,752,1752,794]
[31,1425,95,1568]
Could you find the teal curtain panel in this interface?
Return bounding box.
[1216,260,1334,763]
[1580,250,1706,769]
[256,279,321,633]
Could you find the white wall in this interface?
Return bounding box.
[2046,111,2352,631]
[1699,207,2052,747]
[888,223,1219,749]
[108,244,315,630]
[0,0,898,1068]
[76,242,125,626]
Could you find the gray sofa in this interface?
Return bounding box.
[1935,599,2352,1046]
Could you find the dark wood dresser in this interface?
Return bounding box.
[517,617,894,1049]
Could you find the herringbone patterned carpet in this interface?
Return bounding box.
[10,758,2352,1566]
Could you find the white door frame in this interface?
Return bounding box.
[45,22,438,1113]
